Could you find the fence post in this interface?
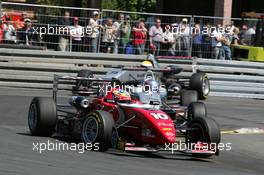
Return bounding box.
[97,9,103,53]
[189,15,195,57]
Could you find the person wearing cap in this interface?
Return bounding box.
[88,11,101,53]
[162,25,175,56]
[179,18,191,56]
[113,13,124,54]
[17,18,36,45]
[120,15,131,54]
[70,17,83,52]
[149,18,163,56]
[58,11,71,51]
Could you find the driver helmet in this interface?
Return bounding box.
[144,79,159,93]
[141,60,153,68]
[112,89,131,102]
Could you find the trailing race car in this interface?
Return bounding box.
[73,54,210,102]
[28,74,220,158]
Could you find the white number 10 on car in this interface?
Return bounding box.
[150,113,169,120]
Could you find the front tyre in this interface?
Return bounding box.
[81,110,115,152]
[28,97,57,136]
[190,73,210,100]
[188,102,207,121]
[186,117,221,158]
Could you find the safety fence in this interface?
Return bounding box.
[0,48,264,99]
[0,2,259,59]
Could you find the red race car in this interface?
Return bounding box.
[28,75,221,158]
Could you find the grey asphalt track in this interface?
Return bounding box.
[0,88,264,175]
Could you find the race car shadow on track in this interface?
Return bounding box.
[16,132,213,163]
[106,150,213,163]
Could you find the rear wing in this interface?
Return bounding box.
[52,75,113,103]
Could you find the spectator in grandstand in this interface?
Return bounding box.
[120,15,131,54]
[58,11,71,51]
[89,11,101,53]
[149,18,163,56]
[232,27,240,45]
[0,19,4,43]
[162,24,175,56]
[171,23,182,56]
[192,24,203,58]
[113,13,124,54]
[240,24,255,45]
[102,18,116,53]
[211,27,224,59]
[3,17,16,44]
[222,26,232,60]
[180,18,190,35]
[17,18,37,45]
[70,17,83,52]
[15,12,26,30]
[201,24,213,58]
[133,20,147,55]
[179,18,191,57]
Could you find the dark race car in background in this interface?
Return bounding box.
[73,54,210,103]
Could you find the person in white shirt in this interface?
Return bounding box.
[3,18,16,44]
[162,25,175,56]
[70,17,83,52]
[149,18,163,56]
[211,28,224,59]
[89,11,101,53]
[102,18,116,53]
[179,18,191,56]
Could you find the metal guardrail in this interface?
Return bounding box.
[0,48,264,99]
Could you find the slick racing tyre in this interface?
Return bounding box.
[28,97,57,136]
[187,102,207,121]
[180,90,198,106]
[189,73,210,100]
[82,110,115,152]
[186,117,221,158]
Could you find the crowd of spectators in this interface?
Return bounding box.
[0,13,38,46]
[0,10,258,60]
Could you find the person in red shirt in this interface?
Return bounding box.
[132,20,147,55]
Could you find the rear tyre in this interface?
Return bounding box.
[82,110,115,152]
[28,97,57,136]
[188,102,207,121]
[186,117,221,158]
[180,90,198,106]
[190,73,210,100]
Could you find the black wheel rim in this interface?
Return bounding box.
[28,103,37,131]
[188,123,206,143]
[82,117,99,143]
